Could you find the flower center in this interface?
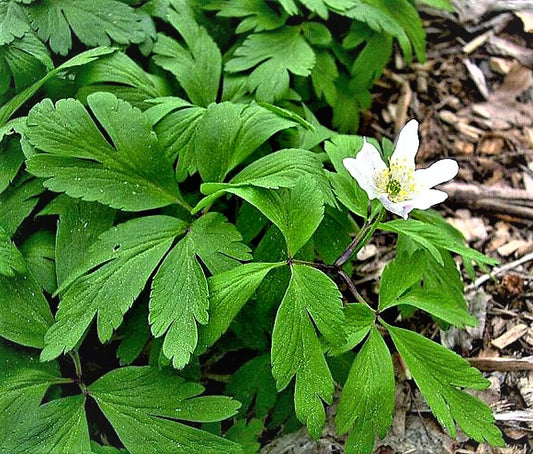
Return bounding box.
[376,159,418,203]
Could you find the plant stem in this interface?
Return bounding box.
[334,207,385,268]
[69,350,83,379]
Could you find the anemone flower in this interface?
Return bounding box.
[343,119,459,219]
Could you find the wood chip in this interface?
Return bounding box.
[488,35,533,67]
[468,356,533,371]
[516,10,533,32]
[498,239,530,257]
[490,57,514,74]
[491,324,529,349]
[463,58,490,99]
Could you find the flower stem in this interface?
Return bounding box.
[334,207,385,268]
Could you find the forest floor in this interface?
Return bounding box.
[263,1,533,453]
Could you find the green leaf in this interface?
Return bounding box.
[0,32,53,95]
[195,102,297,183]
[0,135,25,193]
[153,0,221,106]
[199,261,283,349]
[89,366,242,454]
[226,419,263,454]
[328,303,374,355]
[4,395,91,454]
[0,1,29,45]
[311,50,338,106]
[188,212,252,274]
[386,324,504,446]
[41,215,187,361]
[0,46,115,127]
[0,174,44,237]
[51,197,115,287]
[378,250,427,310]
[116,300,150,366]
[76,51,169,110]
[198,148,328,211]
[19,230,55,293]
[271,264,344,438]
[216,0,285,34]
[0,340,63,445]
[336,327,395,454]
[324,135,368,217]
[207,176,324,256]
[380,219,498,267]
[150,237,208,369]
[362,0,426,63]
[225,354,277,418]
[0,269,53,348]
[0,225,25,277]
[225,26,315,102]
[26,0,147,55]
[416,0,454,11]
[26,92,184,212]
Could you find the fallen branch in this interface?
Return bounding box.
[441,182,533,220]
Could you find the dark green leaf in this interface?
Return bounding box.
[0,225,25,277]
[336,327,395,454]
[386,324,504,445]
[26,0,147,55]
[41,216,186,361]
[89,366,242,454]
[271,264,344,438]
[20,230,55,293]
[153,0,221,106]
[4,395,91,454]
[26,92,184,212]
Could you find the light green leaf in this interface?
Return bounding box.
[26,0,147,55]
[0,269,53,348]
[271,264,344,438]
[199,262,283,349]
[0,174,44,237]
[226,26,315,102]
[41,215,187,361]
[311,50,338,106]
[26,92,184,212]
[3,395,91,454]
[206,176,324,256]
[336,327,395,454]
[150,237,208,369]
[325,135,368,217]
[379,250,427,310]
[225,354,277,418]
[416,0,454,11]
[0,225,25,277]
[89,366,242,454]
[216,0,285,34]
[328,303,374,355]
[386,324,504,446]
[0,1,29,45]
[153,0,221,106]
[380,219,498,267]
[0,340,63,445]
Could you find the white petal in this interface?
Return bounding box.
[343,139,386,199]
[410,189,449,210]
[391,119,419,166]
[378,195,415,220]
[414,159,459,189]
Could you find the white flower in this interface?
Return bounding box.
[343,119,458,219]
